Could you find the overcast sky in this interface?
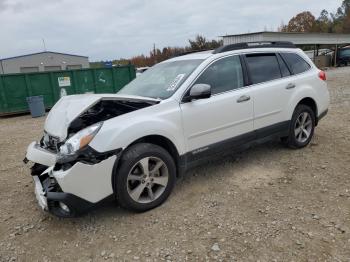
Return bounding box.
[0,0,343,61]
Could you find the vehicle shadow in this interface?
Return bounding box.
[48,138,295,224]
[172,139,293,200]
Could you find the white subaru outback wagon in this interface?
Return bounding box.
[24,42,329,217]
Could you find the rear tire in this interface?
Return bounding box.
[114,143,176,212]
[282,104,315,149]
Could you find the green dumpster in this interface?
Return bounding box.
[0,65,136,115]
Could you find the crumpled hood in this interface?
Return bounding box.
[44,94,159,141]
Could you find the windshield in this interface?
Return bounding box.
[118,59,203,99]
[340,48,350,57]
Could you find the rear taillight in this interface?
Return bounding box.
[318,71,326,81]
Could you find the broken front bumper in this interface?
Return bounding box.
[31,172,101,217]
[25,141,119,217]
[25,142,57,167]
[33,175,48,210]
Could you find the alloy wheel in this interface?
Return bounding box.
[294,112,313,143]
[126,157,169,204]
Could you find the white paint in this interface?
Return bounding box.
[26,141,57,166]
[44,94,160,141]
[33,175,48,210]
[180,88,253,151]
[52,156,116,203]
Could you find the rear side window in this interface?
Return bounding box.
[245,54,281,84]
[195,55,244,95]
[280,53,311,75]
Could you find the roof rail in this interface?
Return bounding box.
[213,41,296,54]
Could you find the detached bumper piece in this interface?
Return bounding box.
[32,173,96,218]
[26,141,57,167]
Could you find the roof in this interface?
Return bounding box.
[221,31,350,45]
[221,31,350,37]
[0,51,88,61]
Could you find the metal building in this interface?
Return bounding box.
[222,32,350,66]
[222,31,350,46]
[0,51,89,74]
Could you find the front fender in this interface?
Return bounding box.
[89,100,185,155]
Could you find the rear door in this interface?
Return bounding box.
[245,52,295,136]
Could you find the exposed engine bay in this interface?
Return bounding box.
[40,98,158,153]
[68,98,158,135]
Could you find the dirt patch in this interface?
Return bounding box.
[0,67,350,261]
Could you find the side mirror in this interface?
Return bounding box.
[185,84,211,102]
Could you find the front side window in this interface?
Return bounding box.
[194,56,244,95]
[245,53,282,84]
[281,53,311,75]
[118,59,203,99]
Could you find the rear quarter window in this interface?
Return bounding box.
[280,53,311,75]
[277,54,291,77]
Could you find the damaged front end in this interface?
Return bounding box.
[68,98,158,134]
[53,97,158,166]
[25,94,159,217]
[31,155,118,217]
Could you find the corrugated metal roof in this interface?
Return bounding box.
[0,51,88,61]
[222,32,350,45]
[221,31,350,37]
[220,31,274,37]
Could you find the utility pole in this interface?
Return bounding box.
[153,43,157,64]
[42,38,47,51]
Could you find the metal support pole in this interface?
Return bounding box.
[334,44,338,67]
[313,45,316,62]
[0,60,4,74]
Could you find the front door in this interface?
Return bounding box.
[180,55,254,161]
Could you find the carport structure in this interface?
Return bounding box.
[222,32,350,66]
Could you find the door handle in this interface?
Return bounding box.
[237,95,250,103]
[286,83,296,89]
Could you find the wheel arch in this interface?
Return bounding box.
[116,135,184,178]
[295,97,319,125]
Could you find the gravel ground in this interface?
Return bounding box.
[0,67,349,262]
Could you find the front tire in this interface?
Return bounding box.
[114,143,176,212]
[283,104,315,149]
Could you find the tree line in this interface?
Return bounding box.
[279,0,350,33]
[91,0,350,68]
[90,35,222,68]
[128,36,222,67]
